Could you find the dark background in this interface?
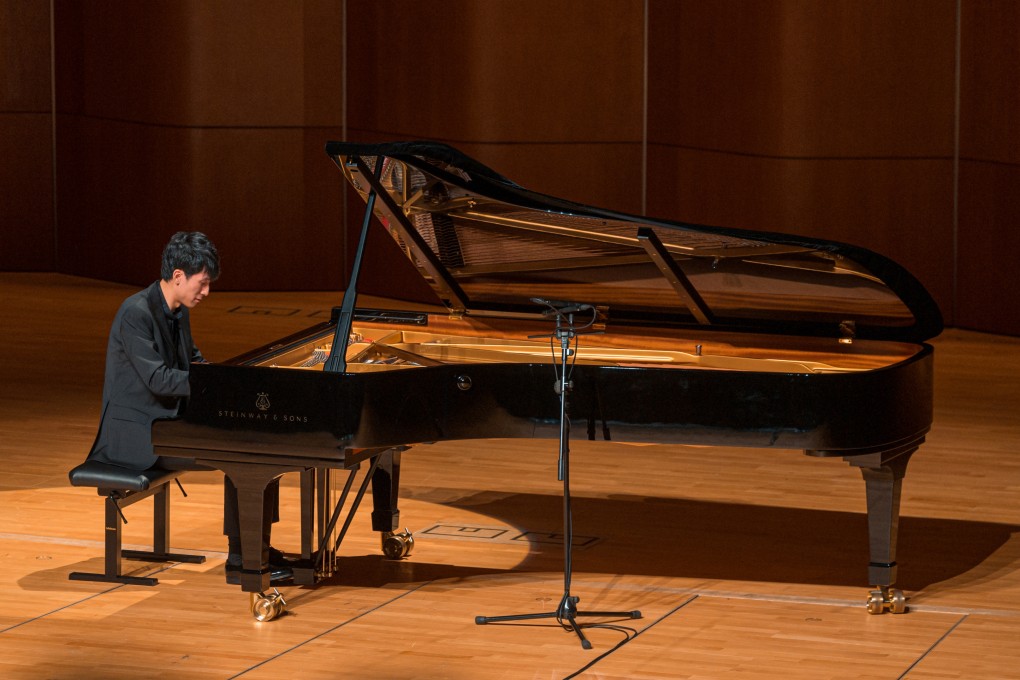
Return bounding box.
[2,0,1017,335]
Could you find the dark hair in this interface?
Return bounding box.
[160,231,220,281]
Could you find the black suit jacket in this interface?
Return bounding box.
[88,281,203,469]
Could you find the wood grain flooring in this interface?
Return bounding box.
[1,273,1018,679]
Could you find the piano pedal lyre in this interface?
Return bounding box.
[250,588,287,622]
[381,528,415,559]
[866,586,907,615]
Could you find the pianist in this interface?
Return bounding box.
[86,231,292,584]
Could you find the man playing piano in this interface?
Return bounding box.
[87,231,292,584]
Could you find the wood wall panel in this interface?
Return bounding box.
[344,0,645,214]
[55,116,197,285]
[0,115,54,270]
[0,0,51,111]
[648,0,956,157]
[959,1,1020,165]
[646,0,957,327]
[956,1,1020,335]
[0,0,54,270]
[55,116,346,290]
[183,125,347,291]
[55,0,341,127]
[346,0,643,143]
[956,161,1020,335]
[51,0,346,290]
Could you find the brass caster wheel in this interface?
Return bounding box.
[250,588,287,622]
[889,588,907,614]
[866,587,907,615]
[381,528,415,559]
[866,590,884,615]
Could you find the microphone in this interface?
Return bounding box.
[554,302,592,314]
[530,298,593,315]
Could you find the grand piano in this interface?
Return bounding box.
[152,140,942,619]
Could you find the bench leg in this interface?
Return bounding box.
[123,484,205,565]
[69,484,204,587]
[70,492,160,586]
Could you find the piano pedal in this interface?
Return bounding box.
[381,528,415,559]
[250,588,287,622]
[866,586,907,615]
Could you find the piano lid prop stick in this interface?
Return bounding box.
[324,155,385,373]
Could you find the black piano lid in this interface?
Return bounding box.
[325,140,943,344]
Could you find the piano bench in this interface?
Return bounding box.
[67,460,208,587]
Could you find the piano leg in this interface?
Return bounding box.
[370,448,401,533]
[370,448,414,559]
[216,462,290,594]
[845,446,917,614]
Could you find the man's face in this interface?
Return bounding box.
[173,268,212,309]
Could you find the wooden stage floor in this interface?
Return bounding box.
[1,273,1018,679]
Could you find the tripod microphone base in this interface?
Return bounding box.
[475,595,642,650]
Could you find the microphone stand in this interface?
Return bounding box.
[475,300,641,650]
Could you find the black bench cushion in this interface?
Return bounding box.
[69,461,179,492]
